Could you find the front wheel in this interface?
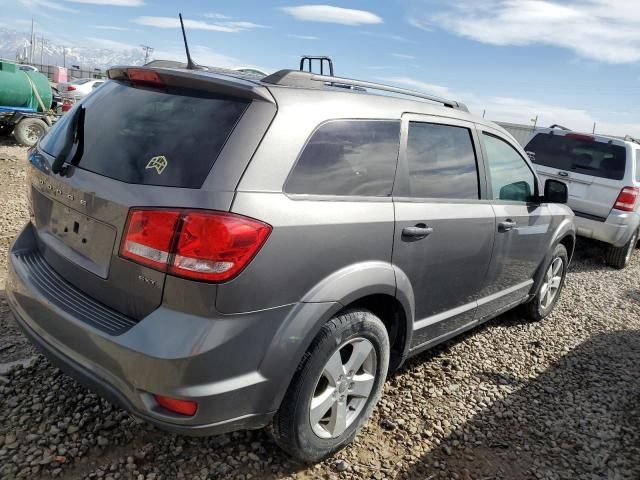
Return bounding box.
[521,243,568,321]
[269,309,389,462]
[606,229,638,269]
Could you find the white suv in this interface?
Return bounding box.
[525,127,640,268]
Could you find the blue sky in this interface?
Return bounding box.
[5,0,640,136]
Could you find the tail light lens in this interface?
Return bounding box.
[614,187,639,212]
[127,68,164,88]
[67,85,76,91]
[120,209,271,282]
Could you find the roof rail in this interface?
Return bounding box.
[549,124,570,130]
[625,135,640,145]
[261,69,469,112]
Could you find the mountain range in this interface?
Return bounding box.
[0,28,146,70]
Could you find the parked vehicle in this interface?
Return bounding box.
[6,65,575,462]
[58,78,105,101]
[525,127,640,268]
[18,64,39,72]
[0,60,56,146]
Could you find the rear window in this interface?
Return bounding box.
[525,133,626,181]
[285,120,400,197]
[40,81,249,188]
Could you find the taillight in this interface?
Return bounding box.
[67,85,76,91]
[127,68,164,88]
[119,209,271,282]
[614,187,640,212]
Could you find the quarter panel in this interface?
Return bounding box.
[220,192,395,313]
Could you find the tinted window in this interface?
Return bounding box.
[286,120,400,196]
[407,122,478,199]
[483,133,536,202]
[40,81,249,188]
[525,133,626,181]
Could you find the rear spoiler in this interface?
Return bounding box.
[107,66,274,103]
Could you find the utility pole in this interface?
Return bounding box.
[40,36,44,65]
[140,44,154,64]
[531,114,539,129]
[29,19,35,63]
[592,122,596,134]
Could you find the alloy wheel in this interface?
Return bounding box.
[539,257,564,310]
[309,338,377,439]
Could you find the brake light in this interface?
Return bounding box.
[67,85,76,91]
[127,68,164,88]
[566,133,594,142]
[154,395,197,416]
[614,187,639,212]
[120,209,271,282]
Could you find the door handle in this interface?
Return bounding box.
[498,219,516,232]
[402,224,434,239]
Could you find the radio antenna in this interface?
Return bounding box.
[179,13,203,70]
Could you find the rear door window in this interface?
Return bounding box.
[406,122,479,199]
[525,133,626,181]
[40,81,249,188]
[285,120,400,196]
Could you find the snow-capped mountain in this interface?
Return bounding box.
[0,28,145,70]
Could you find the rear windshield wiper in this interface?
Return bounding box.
[51,105,85,176]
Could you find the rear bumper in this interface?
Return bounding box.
[574,210,640,247]
[6,223,301,435]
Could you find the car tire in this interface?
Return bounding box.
[606,229,638,269]
[521,243,568,322]
[269,309,389,462]
[13,118,48,147]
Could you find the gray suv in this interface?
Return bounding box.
[6,66,575,462]
[526,127,640,268]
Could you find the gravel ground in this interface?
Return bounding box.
[1,136,639,479]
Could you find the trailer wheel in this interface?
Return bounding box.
[14,118,49,147]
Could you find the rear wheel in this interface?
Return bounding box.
[521,243,568,321]
[606,229,638,269]
[13,118,48,147]
[606,230,638,269]
[270,309,389,462]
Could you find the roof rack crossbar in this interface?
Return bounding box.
[262,70,468,111]
[624,135,640,145]
[549,124,570,130]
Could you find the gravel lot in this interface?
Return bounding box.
[1,136,639,479]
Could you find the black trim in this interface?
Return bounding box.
[573,210,607,222]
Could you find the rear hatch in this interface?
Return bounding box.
[29,67,274,320]
[525,132,629,219]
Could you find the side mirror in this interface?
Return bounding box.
[544,179,568,204]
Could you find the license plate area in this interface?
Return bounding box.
[34,193,117,278]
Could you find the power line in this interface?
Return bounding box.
[140,44,154,64]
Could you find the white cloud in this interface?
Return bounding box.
[392,53,415,60]
[357,31,414,43]
[203,13,230,20]
[379,76,640,137]
[287,34,320,40]
[65,0,143,5]
[133,16,266,32]
[414,0,640,64]
[282,5,382,26]
[92,25,131,31]
[19,0,77,13]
